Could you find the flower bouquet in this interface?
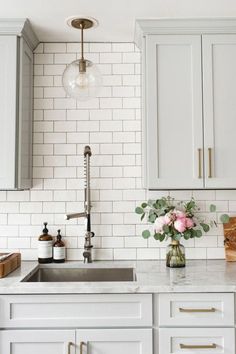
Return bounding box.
[135,197,229,268]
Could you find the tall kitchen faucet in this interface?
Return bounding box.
[65,145,94,263]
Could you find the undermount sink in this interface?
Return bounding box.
[21,266,136,282]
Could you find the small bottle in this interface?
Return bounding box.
[53,229,66,263]
[38,222,53,264]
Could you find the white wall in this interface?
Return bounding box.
[0,42,233,260]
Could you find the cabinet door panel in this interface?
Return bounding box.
[145,35,203,189]
[0,36,17,189]
[203,34,236,188]
[76,329,152,354]
[0,330,75,354]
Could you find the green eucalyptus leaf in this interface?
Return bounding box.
[135,207,143,215]
[142,230,151,239]
[200,223,210,232]
[195,229,203,237]
[148,214,156,223]
[184,230,191,240]
[163,225,170,233]
[174,233,182,241]
[210,204,216,212]
[141,213,145,221]
[141,202,147,208]
[220,214,230,224]
[154,233,161,240]
[159,234,165,242]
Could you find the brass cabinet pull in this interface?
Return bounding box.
[80,341,86,354]
[179,307,216,313]
[180,343,217,349]
[68,342,73,354]
[208,147,213,178]
[198,148,202,178]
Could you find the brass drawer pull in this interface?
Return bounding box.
[68,342,73,354]
[80,341,86,354]
[208,147,213,178]
[180,343,217,349]
[179,307,216,313]
[198,148,202,178]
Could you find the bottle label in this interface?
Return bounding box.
[38,240,53,259]
[53,247,66,260]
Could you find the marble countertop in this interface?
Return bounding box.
[1,260,236,294]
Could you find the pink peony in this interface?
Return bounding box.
[185,218,194,228]
[174,218,186,233]
[164,214,171,225]
[154,216,166,233]
[175,210,186,219]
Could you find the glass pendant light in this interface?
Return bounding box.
[62,17,102,101]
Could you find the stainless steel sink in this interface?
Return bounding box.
[22,267,136,282]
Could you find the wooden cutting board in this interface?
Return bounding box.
[0,253,21,278]
[224,217,236,261]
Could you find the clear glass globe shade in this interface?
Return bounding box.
[62,59,102,101]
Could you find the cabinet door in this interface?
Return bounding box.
[145,35,203,189]
[17,38,33,189]
[203,34,236,188]
[0,36,17,189]
[0,329,76,354]
[76,329,152,354]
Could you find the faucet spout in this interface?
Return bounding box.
[64,212,87,220]
[65,145,94,263]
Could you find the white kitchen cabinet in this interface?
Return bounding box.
[0,330,76,354]
[0,328,152,354]
[202,34,236,188]
[145,34,203,189]
[76,329,152,354]
[136,19,236,190]
[159,328,235,354]
[158,293,234,327]
[0,19,38,189]
[0,293,152,328]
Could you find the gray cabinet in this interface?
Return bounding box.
[135,19,236,190]
[0,19,38,189]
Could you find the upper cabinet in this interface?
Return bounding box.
[0,19,38,189]
[135,19,236,190]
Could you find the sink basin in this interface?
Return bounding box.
[22,267,136,282]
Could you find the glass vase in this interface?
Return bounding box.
[166,240,185,268]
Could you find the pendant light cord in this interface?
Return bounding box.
[80,22,84,61]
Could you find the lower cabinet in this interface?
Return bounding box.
[159,328,235,354]
[0,328,152,354]
[0,330,76,354]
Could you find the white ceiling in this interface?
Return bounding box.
[2,0,236,42]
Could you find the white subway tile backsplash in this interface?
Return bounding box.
[44,43,66,53]
[44,109,66,121]
[34,53,53,64]
[100,52,122,63]
[54,53,76,64]
[0,41,230,260]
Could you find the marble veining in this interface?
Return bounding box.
[0,260,236,294]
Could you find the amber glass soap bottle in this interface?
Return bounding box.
[53,229,66,263]
[38,222,53,264]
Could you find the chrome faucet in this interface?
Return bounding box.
[65,145,94,263]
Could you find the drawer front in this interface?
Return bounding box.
[0,294,152,328]
[159,293,234,327]
[159,328,235,354]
